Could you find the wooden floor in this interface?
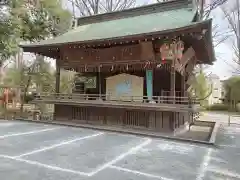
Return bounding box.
[32,98,198,112]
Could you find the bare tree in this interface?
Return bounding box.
[68,0,136,17]
[70,0,229,46]
[156,0,229,48]
[203,0,228,19]
[221,0,240,73]
[186,0,229,74]
[200,0,229,48]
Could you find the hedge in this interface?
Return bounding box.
[206,104,229,111]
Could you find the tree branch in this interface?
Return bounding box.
[70,0,136,17]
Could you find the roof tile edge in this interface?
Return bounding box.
[77,0,193,26]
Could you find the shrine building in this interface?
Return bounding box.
[20,0,214,133]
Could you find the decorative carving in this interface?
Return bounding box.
[61,44,143,66]
[140,42,155,61]
[61,42,158,70]
[160,40,184,61]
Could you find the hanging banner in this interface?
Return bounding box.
[187,86,192,92]
[160,40,184,61]
[186,73,195,85]
[176,47,195,75]
[185,58,196,75]
[174,59,181,73]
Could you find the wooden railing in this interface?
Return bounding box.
[33,93,199,105]
[161,90,184,97]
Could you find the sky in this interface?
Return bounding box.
[207,5,235,80]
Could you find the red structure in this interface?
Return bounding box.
[0,87,16,108]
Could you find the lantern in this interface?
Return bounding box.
[176,40,184,60]
[160,43,173,63]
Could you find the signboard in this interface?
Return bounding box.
[85,77,96,89]
[75,76,97,89]
[106,73,143,102]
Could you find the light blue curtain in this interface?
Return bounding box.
[146,70,153,100]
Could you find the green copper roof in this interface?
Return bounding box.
[21,6,197,48]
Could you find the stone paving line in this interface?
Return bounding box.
[0,122,157,178]
[0,137,157,178]
[0,127,62,139]
[0,121,203,180]
[109,165,174,180]
[15,119,216,146]
[0,119,239,180]
[0,154,91,177]
[14,132,104,158]
[88,138,152,176]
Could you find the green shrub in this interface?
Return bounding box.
[20,94,35,103]
[206,103,229,111]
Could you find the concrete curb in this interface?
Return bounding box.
[209,122,220,144]
[14,118,216,147]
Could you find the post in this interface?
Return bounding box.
[54,60,60,121]
[228,114,231,126]
[98,65,102,100]
[237,0,240,65]
[228,87,232,126]
[181,73,186,97]
[55,60,60,94]
[181,73,186,105]
[170,60,176,104]
[146,69,153,102]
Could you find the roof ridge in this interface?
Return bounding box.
[77,0,193,26]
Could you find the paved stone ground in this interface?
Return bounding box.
[0,118,239,180]
[201,111,240,124]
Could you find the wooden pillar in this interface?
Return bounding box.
[55,60,60,94]
[54,60,60,121]
[181,73,186,97]
[170,62,176,104]
[98,65,102,99]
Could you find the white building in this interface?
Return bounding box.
[207,74,222,105]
